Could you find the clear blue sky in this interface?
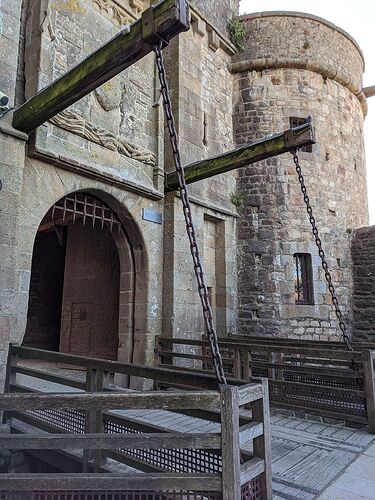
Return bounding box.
[240,0,375,225]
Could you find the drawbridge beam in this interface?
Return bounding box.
[12,0,189,134]
[165,121,315,191]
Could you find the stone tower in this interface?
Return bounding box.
[232,12,369,340]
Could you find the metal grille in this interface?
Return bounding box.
[26,410,85,433]
[283,372,363,390]
[294,253,313,305]
[21,410,222,474]
[50,193,121,233]
[269,381,367,417]
[104,418,222,474]
[241,474,265,500]
[0,492,222,500]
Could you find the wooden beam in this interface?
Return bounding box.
[165,122,315,191]
[0,473,222,492]
[12,0,189,134]
[364,85,375,98]
[0,390,220,412]
[0,432,221,450]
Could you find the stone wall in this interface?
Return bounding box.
[352,226,375,342]
[190,0,239,37]
[0,0,240,390]
[233,12,369,341]
[162,9,238,341]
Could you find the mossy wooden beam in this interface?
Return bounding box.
[165,122,315,191]
[12,0,189,134]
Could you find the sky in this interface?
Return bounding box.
[240,0,375,224]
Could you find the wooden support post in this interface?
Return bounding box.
[83,368,104,472]
[165,122,315,190]
[363,349,375,434]
[233,349,242,379]
[242,349,252,380]
[251,379,272,499]
[220,385,241,500]
[12,0,189,134]
[2,344,18,425]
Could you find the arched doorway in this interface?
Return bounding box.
[24,192,134,361]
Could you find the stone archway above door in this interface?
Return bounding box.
[25,191,136,365]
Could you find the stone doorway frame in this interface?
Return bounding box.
[25,188,149,371]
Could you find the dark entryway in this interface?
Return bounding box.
[24,192,122,361]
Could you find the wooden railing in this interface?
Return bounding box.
[156,337,375,433]
[1,344,272,499]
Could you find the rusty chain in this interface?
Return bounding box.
[291,149,354,354]
[154,44,227,385]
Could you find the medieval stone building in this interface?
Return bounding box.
[0,0,373,389]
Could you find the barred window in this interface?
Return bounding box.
[290,117,313,152]
[294,253,314,305]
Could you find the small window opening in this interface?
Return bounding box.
[294,253,314,305]
[290,117,313,153]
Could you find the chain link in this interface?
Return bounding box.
[291,149,354,353]
[154,44,227,385]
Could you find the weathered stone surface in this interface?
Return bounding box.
[352,226,375,341]
[0,0,373,391]
[233,12,368,341]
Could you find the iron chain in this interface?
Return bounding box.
[291,149,354,352]
[154,44,227,385]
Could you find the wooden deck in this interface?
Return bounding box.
[15,364,375,499]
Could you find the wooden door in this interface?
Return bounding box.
[60,224,120,360]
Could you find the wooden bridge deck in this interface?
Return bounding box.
[14,363,375,499]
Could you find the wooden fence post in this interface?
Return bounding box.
[233,349,241,379]
[363,349,375,434]
[252,379,272,499]
[242,348,252,380]
[2,344,18,425]
[83,367,104,472]
[220,385,241,500]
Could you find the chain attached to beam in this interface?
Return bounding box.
[291,149,354,354]
[154,43,227,386]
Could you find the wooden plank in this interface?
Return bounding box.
[0,473,222,491]
[240,457,265,486]
[12,0,189,133]
[12,346,225,390]
[238,383,264,405]
[84,368,104,472]
[0,432,221,450]
[363,349,375,433]
[239,422,263,446]
[252,379,272,499]
[220,385,241,500]
[0,390,220,412]
[165,122,315,190]
[15,365,86,391]
[156,337,363,361]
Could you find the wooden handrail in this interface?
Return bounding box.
[0,432,221,450]
[0,390,221,412]
[156,337,363,361]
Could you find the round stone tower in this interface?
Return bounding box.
[232,12,369,340]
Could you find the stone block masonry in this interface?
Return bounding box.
[233,12,369,341]
[352,226,375,342]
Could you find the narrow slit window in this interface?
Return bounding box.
[290,117,313,152]
[294,253,314,305]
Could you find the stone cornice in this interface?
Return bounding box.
[238,11,365,68]
[230,57,368,116]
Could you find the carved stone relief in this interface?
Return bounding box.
[49,110,156,166]
[91,0,149,26]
